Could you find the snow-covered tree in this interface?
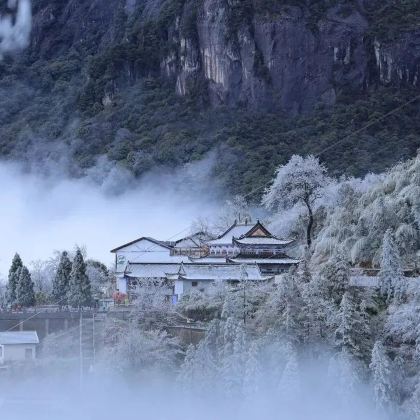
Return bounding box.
[102,322,181,376]
[318,249,350,305]
[263,155,330,247]
[329,350,361,405]
[335,290,371,362]
[301,275,333,346]
[131,278,173,317]
[411,380,420,420]
[379,229,406,303]
[16,265,35,307]
[86,259,111,297]
[278,343,300,401]
[68,249,92,308]
[178,344,197,390]
[0,281,6,308]
[215,195,252,232]
[29,259,56,304]
[6,253,22,306]
[221,286,245,321]
[370,341,393,410]
[243,341,261,396]
[51,251,72,305]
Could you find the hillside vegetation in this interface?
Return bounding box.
[1,0,420,198]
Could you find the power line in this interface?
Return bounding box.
[314,93,420,158]
[6,296,69,332]
[242,93,420,201]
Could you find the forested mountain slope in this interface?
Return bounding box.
[2,0,420,196]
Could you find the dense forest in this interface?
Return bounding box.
[1,0,420,198]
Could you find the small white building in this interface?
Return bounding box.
[110,237,189,294]
[0,331,39,364]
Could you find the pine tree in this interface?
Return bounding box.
[278,343,300,400]
[296,247,312,285]
[178,344,196,390]
[6,253,22,306]
[379,229,405,303]
[52,251,72,305]
[68,249,92,308]
[243,341,261,396]
[370,341,393,410]
[335,290,371,362]
[331,350,361,404]
[301,274,337,349]
[220,318,240,395]
[279,270,305,344]
[358,300,372,361]
[16,265,35,307]
[319,249,350,305]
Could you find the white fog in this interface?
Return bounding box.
[2,1,420,419]
[0,159,221,276]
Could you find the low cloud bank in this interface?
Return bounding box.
[0,361,394,420]
[0,158,222,277]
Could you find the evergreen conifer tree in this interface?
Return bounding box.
[178,344,197,390]
[52,251,72,305]
[279,270,305,343]
[68,249,92,308]
[243,341,261,396]
[6,253,22,306]
[278,343,300,400]
[379,229,405,303]
[335,290,371,362]
[370,341,393,410]
[319,249,350,305]
[16,265,35,307]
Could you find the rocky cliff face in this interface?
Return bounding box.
[171,0,420,114]
[27,0,420,115]
[174,0,370,114]
[1,0,420,197]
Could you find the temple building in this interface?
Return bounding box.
[228,221,297,275]
[126,262,270,302]
[110,220,299,300]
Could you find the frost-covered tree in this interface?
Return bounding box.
[51,251,72,305]
[215,195,252,231]
[102,322,181,376]
[221,286,245,321]
[86,259,111,296]
[0,281,6,308]
[379,229,406,303]
[6,253,22,306]
[68,249,92,308]
[243,341,261,396]
[411,380,420,420]
[329,350,361,404]
[278,343,300,401]
[16,265,35,307]
[335,290,371,362]
[296,249,312,285]
[263,155,330,247]
[370,341,393,410]
[319,249,350,305]
[301,275,333,346]
[29,259,56,304]
[178,344,197,390]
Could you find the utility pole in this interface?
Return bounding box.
[79,309,83,389]
[243,280,246,325]
[92,311,96,368]
[240,264,248,325]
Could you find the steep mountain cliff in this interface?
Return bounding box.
[1,0,420,197]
